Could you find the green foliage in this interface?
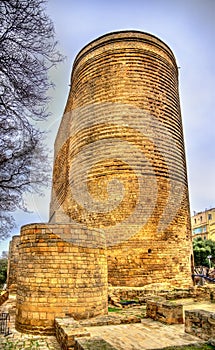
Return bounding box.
[0,258,7,287]
[193,237,215,267]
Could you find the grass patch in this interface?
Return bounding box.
[120,298,139,303]
[108,307,122,313]
[0,338,43,350]
[120,299,139,306]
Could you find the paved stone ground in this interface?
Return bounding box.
[0,295,214,349]
[86,320,205,349]
[0,294,60,350]
[96,299,214,349]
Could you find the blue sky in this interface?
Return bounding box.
[1,0,215,253]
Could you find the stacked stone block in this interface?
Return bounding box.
[146,297,184,324]
[15,224,107,334]
[185,309,215,341]
[55,318,91,350]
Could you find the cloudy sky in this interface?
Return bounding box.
[1,0,215,253]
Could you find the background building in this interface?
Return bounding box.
[191,208,215,241]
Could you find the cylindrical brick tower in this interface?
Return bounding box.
[50,31,193,288]
[15,224,107,334]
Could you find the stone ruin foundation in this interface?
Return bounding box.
[7,31,194,334]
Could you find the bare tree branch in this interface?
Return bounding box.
[0,0,64,239]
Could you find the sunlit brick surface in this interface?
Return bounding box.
[50,31,193,288]
[15,224,107,334]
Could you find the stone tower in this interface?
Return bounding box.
[6,235,20,292]
[50,30,193,288]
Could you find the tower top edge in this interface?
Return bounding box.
[73,30,176,66]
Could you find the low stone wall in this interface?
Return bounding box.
[146,298,184,324]
[109,285,215,304]
[192,285,215,302]
[0,291,9,306]
[109,286,193,303]
[185,309,215,342]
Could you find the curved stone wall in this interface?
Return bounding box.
[7,235,20,292]
[15,224,107,334]
[50,31,193,288]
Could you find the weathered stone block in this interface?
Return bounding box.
[146,297,184,324]
[185,309,215,341]
[55,318,91,350]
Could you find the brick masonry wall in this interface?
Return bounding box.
[15,224,107,334]
[7,235,20,292]
[50,30,193,288]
